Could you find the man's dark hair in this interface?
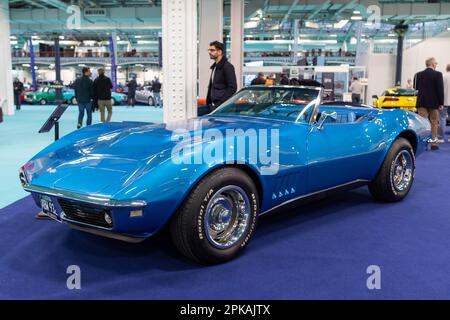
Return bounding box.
[209,41,225,53]
[82,67,90,75]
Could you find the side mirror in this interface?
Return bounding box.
[317,111,338,130]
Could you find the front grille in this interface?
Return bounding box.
[58,199,113,228]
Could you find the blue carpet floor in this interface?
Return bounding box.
[0,105,163,208]
[0,142,449,299]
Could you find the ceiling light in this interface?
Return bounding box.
[305,21,320,28]
[334,19,349,29]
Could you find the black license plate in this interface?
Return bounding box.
[40,195,59,221]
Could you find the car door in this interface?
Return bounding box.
[135,88,143,103]
[47,88,56,103]
[306,110,385,192]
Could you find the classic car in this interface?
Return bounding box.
[25,86,127,106]
[25,86,74,105]
[372,87,417,112]
[20,85,431,264]
[135,86,161,106]
[67,90,128,106]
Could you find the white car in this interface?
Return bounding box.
[135,86,162,106]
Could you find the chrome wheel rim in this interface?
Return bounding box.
[204,185,251,249]
[392,150,414,192]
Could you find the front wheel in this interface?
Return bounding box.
[111,98,116,106]
[170,167,259,264]
[369,137,416,202]
[148,96,155,106]
[39,99,47,105]
[71,97,77,105]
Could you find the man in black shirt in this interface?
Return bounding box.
[13,78,24,110]
[414,57,444,150]
[151,78,162,108]
[93,68,113,122]
[127,77,138,108]
[206,41,237,111]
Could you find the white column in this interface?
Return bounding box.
[199,0,223,99]
[230,0,244,90]
[162,0,198,122]
[0,2,14,116]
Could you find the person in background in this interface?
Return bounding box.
[127,76,138,108]
[151,77,162,108]
[406,79,413,89]
[251,72,266,86]
[93,68,113,122]
[265,75,274,86]
[74,67,94,129]
[440,64,450,142]
[280,73,290,85]
[206,41,237,111]
[13,78,24,111]
[349,77,363,103]
[414,57,444,150]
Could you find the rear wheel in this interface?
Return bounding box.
[71,97,77,105]
[170,167,259,264]
[111,98,116,106]
[39,99,47,105]
[369,137,415,202]
[148,96,155,106]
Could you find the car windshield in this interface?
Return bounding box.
[211,87,321,123]
[384,88,417,96]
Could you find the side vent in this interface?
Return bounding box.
[271,172,301,200]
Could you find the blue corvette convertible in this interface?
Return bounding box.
[20,85,431,264]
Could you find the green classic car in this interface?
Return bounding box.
[25,86,127,106]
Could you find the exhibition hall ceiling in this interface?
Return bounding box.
[7,0,450,47]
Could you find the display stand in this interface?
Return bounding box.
[38,104,69,141]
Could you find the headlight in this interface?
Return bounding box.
[19,166,30,187]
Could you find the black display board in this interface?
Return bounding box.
[38,104,69,141]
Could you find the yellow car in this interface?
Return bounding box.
[372,87,417,112]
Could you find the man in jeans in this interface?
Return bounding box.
[74,67,94,129]
[414,57,444,150]
[441,64,450,142]
[151,77,162,108]
[349,77,363,103]
[93,68,113,122]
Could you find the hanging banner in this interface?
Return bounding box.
[109,34,117,91]
[28,38,37,91]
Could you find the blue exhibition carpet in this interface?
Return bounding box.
[0,143,450,299]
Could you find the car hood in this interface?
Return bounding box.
[27,116,286,196]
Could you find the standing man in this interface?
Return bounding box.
[93,68,113,122]
[206,41,237,111]
[13,78,24,111]
[127,76,138,108]
[280,73,290,85]
[414,57,444,150]
[151,77,162,108]
[74,67,94,129]
[251,72,266,86]
[349,77,363,103]
[441,64,450,142]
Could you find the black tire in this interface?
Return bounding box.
[39,99,47,105]
[369,137,416,202]
[148,96,155,106]
[170,167,259,264]
[111,98,116,106]
[71,97,77,105]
